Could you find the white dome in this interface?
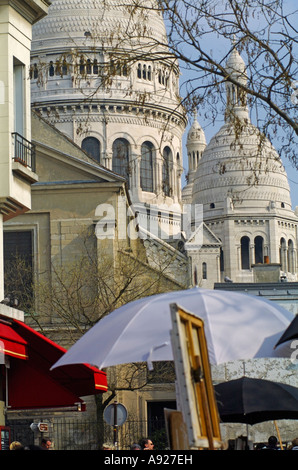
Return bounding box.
[32,0,168,54]
[192,120,292,215]
[30,0,186,208]
[31,0,181,112]
[192,46,292,216]
[225,47,247,85]
[186,115,206,147]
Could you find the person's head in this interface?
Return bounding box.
[268,436,277,447]
[292,438,298,447]
[9,441,22,450]
[41,438,52,449]
[141,438,154,450]
[102,442,115,450]
[131,443,141,450]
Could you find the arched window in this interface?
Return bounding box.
[62,60,68,76]
[202,262,207,280]
[288,239,294,273]
[86,59,92,74]
[33,64,38,79]
[162,146,171,197]
[254,236,264,264]
[79,56,85,74]
[112,138,130,186]
[220,247,224,272]
[82,137,101,162]
[140,141,154,192]
[137,64,142,79]
[49,61,55,77]
[241,236,250,270]
[280,238,287,271]
[93,59,99,74]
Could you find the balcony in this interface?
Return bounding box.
[12,133,38,183]
[12,132,36,171]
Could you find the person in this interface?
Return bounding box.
[41,438,52,450]
[288,438,298,450]
[140,438,154,450]
[102,442,115,450]
[130,443,141,450]
[9,441,23,450]
[263,435,279,450]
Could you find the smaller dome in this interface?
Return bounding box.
[226,48,247,85]
[186,111,206,146]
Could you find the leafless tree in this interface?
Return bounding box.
[103,0,298,165]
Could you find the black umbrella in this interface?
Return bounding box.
[275,315,298,349]
[215,376,298,425]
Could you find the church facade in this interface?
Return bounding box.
[3,0,298,446]
[183,47,298,287]
[26,0,298,292]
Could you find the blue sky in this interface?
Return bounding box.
[178,1,298,208]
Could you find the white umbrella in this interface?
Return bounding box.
[51,287,294,370]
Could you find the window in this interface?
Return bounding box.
[93,59,99,74]
[147,400,176,436]
[280,238,287,271]
[13,58,25,136]
[137,63,142,79]
[82,137,100,162]
[241,236,250,269]
[162,146,171,196]
[110,59,127,77]
[62,60,68,76]
[220,247,224,272]
[137,63,152,81]
[4,231,33,310]
[288,240,294,273]
[140,141,154,192]
[202,262,207,279]
[32,64,38,79]
[158,67,170,87]
[112,138,130,186]
[79,56,85,74]
[86,59,92,74]
[49,61,55,76]
[254,236,264,264]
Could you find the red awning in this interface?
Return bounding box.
[0,319,28,360]
[0,316,108,411]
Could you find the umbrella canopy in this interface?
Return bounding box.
[275,314,298,349]
[51,287,294,371]
[215,376,298,425]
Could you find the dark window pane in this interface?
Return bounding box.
[82,137,100,162]
[140,141,154,192]
[112,138,130,186]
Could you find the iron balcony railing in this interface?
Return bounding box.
[12,132,36,173]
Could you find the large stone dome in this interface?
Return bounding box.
[192,120,292,217]
[192,46,292,218]
[32,0,168,54]
[30,0,186,208]
[31,0,181,113]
